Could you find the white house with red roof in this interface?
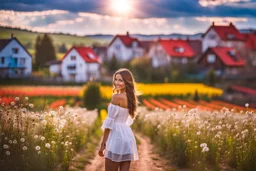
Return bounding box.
[0,35,32,78]
[148,39,195,68]
[198,47,245,75]
[202,22,245,53]
[107,32,144,61]
[59,46,100,82]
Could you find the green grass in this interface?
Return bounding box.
[0,27,109,60]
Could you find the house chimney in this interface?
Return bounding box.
[229,22,233,26]
[212,22,215,26]
[126,31,129,36]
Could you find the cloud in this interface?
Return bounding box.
[195,17,248,24]
[199,0,251,7]
[1,0,256,18]
[0,10,255,35]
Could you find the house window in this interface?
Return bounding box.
[209,34,216,40]
[87,53,95,59]
[227,34,235,39]
[115,44,121,50]
[1,57,4,64]
[227,41,233,47]
[20,58,26,66]
[174,47,184,53]
[132,41,138,47]
[181,58,188,64]
[71,56,76,60]
[228,50,238,61]
[12,48,19,54]
[207,54,216,63]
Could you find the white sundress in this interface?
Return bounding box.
[101,103,139,162]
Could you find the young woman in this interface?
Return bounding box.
[98,68,139,171]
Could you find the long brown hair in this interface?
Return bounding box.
[112,68,138,118]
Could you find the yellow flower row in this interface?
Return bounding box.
[97,83,223,99]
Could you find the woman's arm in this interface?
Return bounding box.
[98,128,110,157]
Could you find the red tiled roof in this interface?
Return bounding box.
[109,34,142,47]
[244,33,256,50]
[232,85,256,95]
[61,46,100,63]
[159,39,195,58]
[211,47,245,66]
[204,23,245,41]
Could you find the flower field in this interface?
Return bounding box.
[0,97,98,171]
[135,106,256,170]
[0,83,223,99]
[142,98,256,113]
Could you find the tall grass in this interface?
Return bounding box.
[135,106,256,170]
[0,97,98,171]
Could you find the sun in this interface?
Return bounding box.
[110,0,132,15]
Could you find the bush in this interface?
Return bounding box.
[83,82,101,110]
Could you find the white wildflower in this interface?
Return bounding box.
[45,143,51,149]
[22,146,28,151]
[6,151,10,155]
[20,138,25,142]
[35,146,40,151]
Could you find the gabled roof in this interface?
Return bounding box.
[187,39,202,56]
[211,47,245,66]
[109,34,142,47]
[0,37,32,58]
[140,40,155,52]
[203,22,245,41]
[243,33,256,50]
[159,39,195,58]
[61,46,100,63]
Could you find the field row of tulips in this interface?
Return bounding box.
[0,83,223,98]
[142,98,256,113]
[134,106,256,170]
[0,86,81,97]
[0,97,98,171]
[49,99,67,109]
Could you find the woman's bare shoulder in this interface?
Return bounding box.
[111,94,126,106]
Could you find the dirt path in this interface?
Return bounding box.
[84,132,175,171]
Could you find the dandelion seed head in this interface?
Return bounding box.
[22,146,28,151]
[6,151,10,155]
[35,146,40,151]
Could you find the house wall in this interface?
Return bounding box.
[0,39,32,78]
[107,37,144,61]
[198,50,224,69]
[149,43,170,68]
[202,28,221,52]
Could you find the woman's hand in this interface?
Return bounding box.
[98,143,106,157]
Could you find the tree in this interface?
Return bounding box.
[35,34,57,68]
[83,82,101,110]
[58,43,68,53]
[207,68,216,86]
[193,90,200,102]
[130,56,152,82]
[108,54,119,73]
[35,35,41,69]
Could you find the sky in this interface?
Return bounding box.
[0,0,256,35]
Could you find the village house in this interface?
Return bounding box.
[148,39,196,68]
[48,46,100,82]
[107,32,144,61]
[202,22,245,53]
[198,47,245,76]
[242,32,256,67]
[0,35,32,78]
